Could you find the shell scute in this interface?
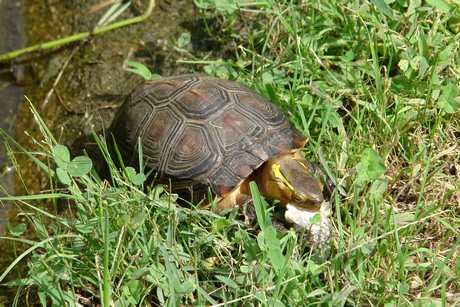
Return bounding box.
[141,107,183,170]
[167,124,220,179]
[174,84,229,119]
[210,107,264,154]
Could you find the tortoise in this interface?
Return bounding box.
[109,74,327,217]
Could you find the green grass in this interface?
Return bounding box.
[1,0,460,305]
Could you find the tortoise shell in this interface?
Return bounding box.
[109,74,306,202]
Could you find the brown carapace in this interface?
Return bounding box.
[109,74,325,212]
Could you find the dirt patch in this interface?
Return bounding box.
[12,0,232,192]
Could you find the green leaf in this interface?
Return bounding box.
[122,280,142,304]
[31,216,49,238]
[425,0,453,13]
[73,218,99,234]
[310,212,321,224]
[305,259,327,276]
[265,226,283,273]
[360,242,375,255]
[368,179,388,202]
[124,166,146,186]
[125,166,137,180]
[172,277,194,294]
[370,0,395,19]
[125,166,146,186]
[215,0,239,14]
[356,147,387,183]
[437,84,458,114]
[249,181,270,230]
[398,59,409,72]
[306,288,328,298]
[130,212,147,229]
[176,32,191,49]
[261,71,274,84]
[193,0,215,9]
[132,173,146,186]
[8,222,27,236]
[215,275,238,289]
[125,61,152,80]
[342,50,355,62]
[56,167,71,186]
[235,229,259,262]
[418,57,428,79]
[438,43,454,62]
[53,145,70,169]
[68,156,92,177]
[176,280,195,294]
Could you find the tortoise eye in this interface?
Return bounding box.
[292,193,303,202]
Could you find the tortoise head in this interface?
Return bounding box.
[261,151,324,211]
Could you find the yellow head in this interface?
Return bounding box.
[261,152,324,211]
